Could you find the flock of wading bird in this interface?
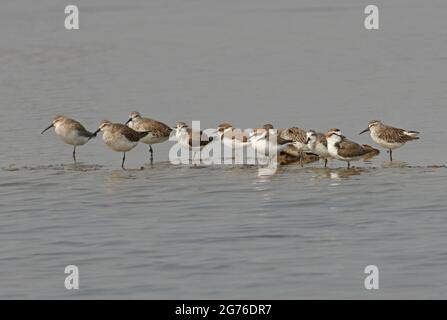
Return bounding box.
[41,112,420,170]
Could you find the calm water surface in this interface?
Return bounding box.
[1,0,447,299]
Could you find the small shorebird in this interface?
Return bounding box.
[248,125,293,160]
[174,122,214,162]
[90,120,148,170]
[326,129,371,169]
[360,120,420,161]
[305,130,331,168]
[306,129,378,167]
[41,115,95,163]
[279,127,311,166]
[125,111,172,164]
[280,127,308,151]
[217,123,249,149]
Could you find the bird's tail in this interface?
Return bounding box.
[404,130,420,138]
[362,144,380,160]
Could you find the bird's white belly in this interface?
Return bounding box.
[251,139,267,154]
[314,143,331,159]
[371,131,403,150]
[55,128,88,146]
[327,143,360,161]
[252,139,286,157]
[327,143,340,159]
[177,134,203,151]
[178,139,190,150]
[103,133,138,152]
[222,136,247,149]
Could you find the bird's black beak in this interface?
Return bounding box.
[305,138,310,144]
[125,118,132,125]
[359,128,369,135]
[41,124,54,134]
[89,128,101,141]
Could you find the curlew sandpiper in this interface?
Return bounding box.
[90,120,148,170]
[360,120,419,162]
[125,111,172,164]
[41,115,95,163]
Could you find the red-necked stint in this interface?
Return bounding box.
[174,122,213,162]
[326,129,371,169]
[248,125,293,161]
[305,130,331,168]
[217,123,249,149]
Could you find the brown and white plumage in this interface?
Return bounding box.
[278,127,311,166]
[305,130,331,168]
[174,122,214,164]
[186,128,213,148]
[361,144,381,160]
[277,151,319,165]
[248,124,293,160]
[126,111,172,164]
[326,129,371,168]
[91,120,148,169]
[360,120,419,161]
[217,123,249,149]
[41,115,95,163]
[252,124,292,146]
[279,127,307,146]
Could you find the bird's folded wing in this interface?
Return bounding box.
[337,140,366,157]
[379,127,419,143]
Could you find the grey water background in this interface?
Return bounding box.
[1,0,447,299]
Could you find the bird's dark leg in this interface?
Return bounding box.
[73,146,77,164]
[149,145,154,165]
[347,161,351,169]
[122,152,126,170]
[324,159,328,168]
[389,149,393,162]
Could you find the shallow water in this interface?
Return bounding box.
[1,0,447,299]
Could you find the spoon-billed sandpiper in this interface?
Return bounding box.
[90,120,149,170]
[305,130,331,168]
[360,120,420,161]
[41,115,95,163]
[326,129,370,169]
[125,111,172,164]
[217,123,249,149]
[174,122,214,162]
